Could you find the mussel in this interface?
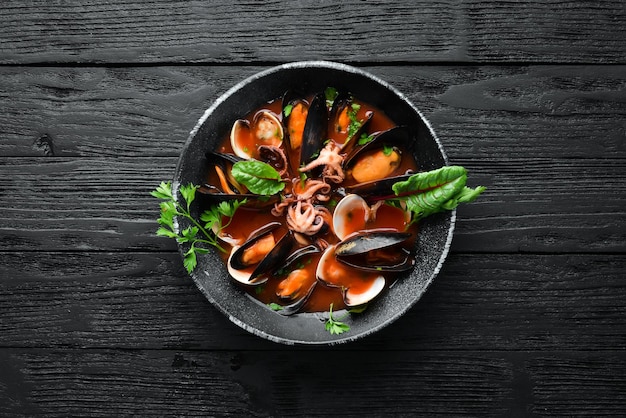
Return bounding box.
[274,244,321,316]
[344,126,413,184]
[227,222,294,285]
[334,229,414,272]
[328,91,373,152]
[198,152,280,208]
[299,92,328,166]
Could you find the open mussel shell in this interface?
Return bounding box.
[344,126,413,167]
[329,90,373,153]
[316,245,386,307]
[343,126,413,184]
[248,231,296,281]
[274,244,321,316]
[228,222,289,285]
[335,229,414,273]
[337,247,415,273]
[229,222,281,271]
[336,229,412,256]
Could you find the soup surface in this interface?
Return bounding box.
[201,89,419,314]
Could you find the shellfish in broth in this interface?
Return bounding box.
[200,87,420,314]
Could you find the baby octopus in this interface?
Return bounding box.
[273,145,344,238]
[300,142,345,183]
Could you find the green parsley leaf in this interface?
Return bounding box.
[179,184,199,210]
[348,304,368,314]
[325,87,338,107]
[177,226,198,244]
[150,181,174,200]
[183,247,197,273]
[283,104,293,117]
[268,302,283,311]
[231,161,285,195]
[382,145,394,156]
[346,102,363,141]
[324,303,350,335]
[156,227,178,239]
[357,133,375,146]
[299,171,308,189]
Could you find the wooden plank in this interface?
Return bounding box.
[1,348,624,416]
[0,1,624,64]
[1,252,624,351]
[2,65,625,159]
[1,156,624,253]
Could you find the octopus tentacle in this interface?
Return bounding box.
[300,142,345,184]
[286,201,326,236]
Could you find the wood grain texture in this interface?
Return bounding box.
[0,1,624,64]
[1,3,625,412]
[1,252,624,351]
[1,65,625,159]
[0,348,624,417]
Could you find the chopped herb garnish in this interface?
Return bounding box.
[325,87,338,108]
[346,102,364,142]
[268,302,283,311]
[300,171,308,189]
[357,132,375,146]
[283,104,293,117]
[382,145,394,156]
[325,303,350,335]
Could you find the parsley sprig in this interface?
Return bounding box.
[325,303,351,335]
[151,181,245,274]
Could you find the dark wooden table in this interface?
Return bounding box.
[1,1,625,416]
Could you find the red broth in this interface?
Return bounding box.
[207,92,418,313]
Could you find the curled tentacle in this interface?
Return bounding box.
[292,178,331,203]
[300,142,345,184]
[286,201,326,236]
[259,145,290,178]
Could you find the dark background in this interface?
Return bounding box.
[1,1,625,416]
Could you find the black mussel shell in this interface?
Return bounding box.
[279,244,321,272]
[300,92,328,165]
[205,151,244,166]
[229,222,282,271]
[344,173,414,202]
[335,229,412,256]
[277,282,317,316]
[336,247,415,272]
[344,126,413,168]
[335,230,414,272]
[248,231,296,281]
[329,91,373,153]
